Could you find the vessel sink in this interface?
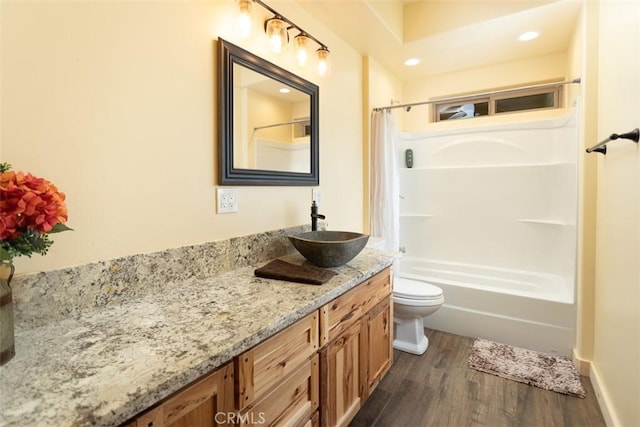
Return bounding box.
[288,231,369,268]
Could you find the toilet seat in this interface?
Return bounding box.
[394,277,443,300]
[393,294,444,307]
[393,277,444,307]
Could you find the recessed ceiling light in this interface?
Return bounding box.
[404,58,420,67]
[518,31,539,41]
[279,88,290,94]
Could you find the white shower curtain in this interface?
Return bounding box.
[370,109,400,254]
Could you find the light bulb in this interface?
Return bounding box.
[266,17,287,53]
[237,0,252,39]
[295,34,309,66]
[317,47,330,76]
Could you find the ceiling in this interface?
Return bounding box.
[295,0,582,81]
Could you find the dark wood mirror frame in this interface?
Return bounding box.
[217,38,319,186]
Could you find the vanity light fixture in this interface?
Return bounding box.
[234,0,330,75]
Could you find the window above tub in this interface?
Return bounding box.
[433,85,562,122]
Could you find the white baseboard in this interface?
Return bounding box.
[590,364,620,427]
[572,349,621,426]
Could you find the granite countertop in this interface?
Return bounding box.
[0,249,394,427]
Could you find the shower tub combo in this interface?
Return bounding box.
[399,257,575,356]
[396,111,578,356]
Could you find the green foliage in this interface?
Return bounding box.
[50,223,73,233]
[0,229,54,262]
[0,163,11,173]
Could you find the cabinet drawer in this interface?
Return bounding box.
[237,311,319,409]
[131,362,234,427]
[239,354,319,426]
[319,267,391,346]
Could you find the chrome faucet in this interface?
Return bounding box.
[311,201,325,231]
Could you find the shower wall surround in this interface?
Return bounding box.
[395,109,579,354]
[397,111,578,283]
[11,225,309,330]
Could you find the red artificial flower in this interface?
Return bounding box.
[0,170,68,240]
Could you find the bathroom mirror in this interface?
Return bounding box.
[218,38,319,185]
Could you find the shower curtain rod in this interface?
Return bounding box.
[254,118,308,131]
[372,78,581,112]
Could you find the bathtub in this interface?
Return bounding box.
[398,256,576,356]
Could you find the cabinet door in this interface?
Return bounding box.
[319,321,365,427]
[133,362,234,427]
[364,296,392,396]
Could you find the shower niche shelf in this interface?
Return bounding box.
[519,219,575,226]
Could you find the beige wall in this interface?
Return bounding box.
[591,1,640,425]
[0,0,364,274]
[572,0,599,367]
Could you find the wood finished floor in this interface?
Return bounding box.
[350,329,605,427]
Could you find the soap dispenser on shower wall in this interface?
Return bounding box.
[405,149,414,168]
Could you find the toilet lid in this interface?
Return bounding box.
[394,278,443,300]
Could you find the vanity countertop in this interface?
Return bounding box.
[0,249,394,427]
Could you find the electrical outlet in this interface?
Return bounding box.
[312,188,321,204]
[217,188,238,214]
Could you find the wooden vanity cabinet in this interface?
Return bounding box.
[319,267,392,427]
[130,362,235,427]
[236,266,392,427]
[126,267,392,427]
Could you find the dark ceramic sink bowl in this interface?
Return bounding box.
[289,231,369,268]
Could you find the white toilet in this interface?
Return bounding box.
[392,276,444,355]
